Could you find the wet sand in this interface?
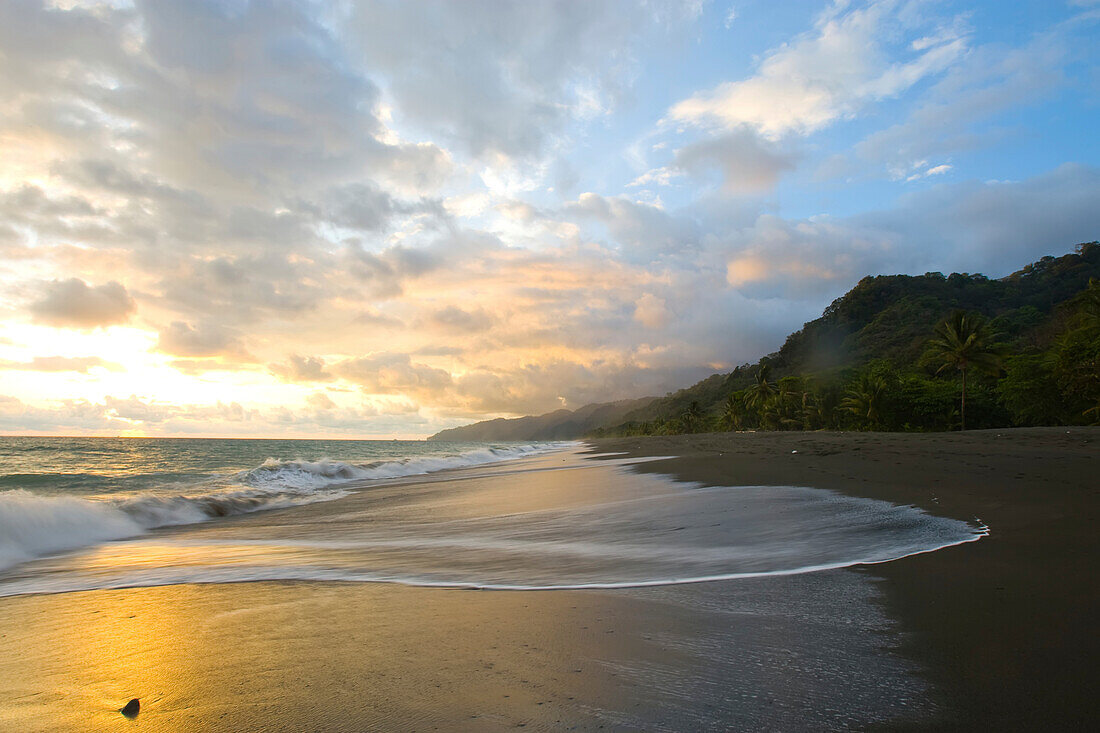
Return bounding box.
[593,427,1100,730]
[0,570,939,732]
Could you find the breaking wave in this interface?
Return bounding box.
[0,443,559,572]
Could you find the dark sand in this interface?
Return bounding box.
[593,427,1100,730]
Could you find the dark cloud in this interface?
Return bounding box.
[28,278,136,328]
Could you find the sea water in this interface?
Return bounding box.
[0,438,984,597]
[0,437,559,574]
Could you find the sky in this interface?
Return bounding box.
[1,0,1099,438]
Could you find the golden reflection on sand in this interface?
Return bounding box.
[0,582,638,732]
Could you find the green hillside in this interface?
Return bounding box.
[595,241,1100,435]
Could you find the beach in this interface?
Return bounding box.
[0,428,1095,730]
[593,427,1100,730]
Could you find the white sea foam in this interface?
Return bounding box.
[0,443,560,572]
[0,490,145,571]
[0,527,987,598]
[240,444,559,489]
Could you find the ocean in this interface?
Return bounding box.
[0,436,984,598]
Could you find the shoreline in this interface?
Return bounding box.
[0,447,951,731]
[590,427,1099,730]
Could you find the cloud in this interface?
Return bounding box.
[347,0,697,159]
[168,359,257,376]
[155,254,325,325]
[856,163,1100,274]
[156,321,250,359]
[565,193,701,260]
[0,356,123,373]
[67,0,444,194]
[720,164,1100,300]
[669,0,967,138]
[428,306,495,333]
[353,309,405,329]
[104,395,171,423]
[336,353,453,397]
[28,278,136,328]
[672,128,797,193]
[905,163,952,182]
[270,354,334,383]
[850,30,1069,178]
[305,391,337,411]
[633,293,669,328]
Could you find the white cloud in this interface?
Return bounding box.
[669,0,967,138]
[905,163,952,181]
[346,0,698,160]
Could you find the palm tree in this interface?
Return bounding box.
[720,394,744,431]
[743,363,778,413]
[681,400,704,433]
[923,311,1003,430]
[840,374,888,430]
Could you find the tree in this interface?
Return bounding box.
[923,311,1004,430]
[997,353,1067,425]
[681,400,704,433]
[840,374,888,430]
[745,363,777,425]
[1052,278,1100,420]
[720,394,744,431]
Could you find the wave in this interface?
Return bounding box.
[0,486,350,573]
[0,442,561,572]
[0,530,986,598]
[238,444,559,490]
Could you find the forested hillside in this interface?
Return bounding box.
[597,241,1100,435]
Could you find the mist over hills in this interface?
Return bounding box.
[429,242,1100,441]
